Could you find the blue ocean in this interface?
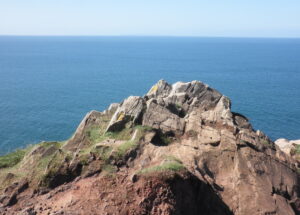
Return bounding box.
[0,36,299,155]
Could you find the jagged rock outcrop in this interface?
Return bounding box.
[0,80,299,215]
[106,96,145,132]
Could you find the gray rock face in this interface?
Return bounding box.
[145,79,172,99]
[106,96,145,132]
[142,100,185,135]
[140,80,225,135]
[145,80,223,114]
[104,80,224,135]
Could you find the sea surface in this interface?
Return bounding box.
[0,36,300,155]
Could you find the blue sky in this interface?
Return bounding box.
[0,0,300,37]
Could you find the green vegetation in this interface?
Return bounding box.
[174,103,186,117]
[91,145,113,162]
[85,126,107,144]
[0,141,66,190]
[0,124,153,190]
[138,157,184,175]
[159,132,173,145]
[115,140,138,158]
[0,149,27,168]
[39,150,72,188]
[85,125,137,145]
[102,164,118,174]
[84,125,154,161]
[113,125,155,158]
[175,103,182,109]
[82,125,137,161]
[0,142,46,169]
[139,161,184,174]
[134,125,153,132]
[39,141,63,149]
[86,124,155,144]
[30,142,67,182]
[261,140,273,148]
[164,155,182,164]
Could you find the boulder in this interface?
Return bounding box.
[106,96,145,132]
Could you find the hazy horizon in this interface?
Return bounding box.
[1,35,300,39]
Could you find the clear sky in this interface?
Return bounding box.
[1,0,300,37]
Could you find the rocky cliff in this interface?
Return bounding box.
[0,80,299,215]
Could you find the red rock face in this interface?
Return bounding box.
[0,80,299,215]
[1,171,234,215]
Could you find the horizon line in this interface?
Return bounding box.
[0,34,300,39]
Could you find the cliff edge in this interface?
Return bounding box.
[0,80,299,215]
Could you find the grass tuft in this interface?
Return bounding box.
[91,145,113,162]
[102,164,118,174]
[262,140,271,147]
[86,126,137,145]
[116,140,137,158]
[138,160,184,175]
[0,149,27,169]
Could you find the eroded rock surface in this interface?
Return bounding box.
[0,80,299,215]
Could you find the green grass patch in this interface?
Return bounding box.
[86,126,137,145]
[106,125,154,142]
[138,160,184,175]
[134,125,153,132]
[175,103,182,109]
[115,140,138,158]
[86,124,155,145]
[0,149,27,169]
[261,140,272,147]
[0,141,66,191]
[86,126,107,144]
[164,155,183,164]
[102,164,118,174]
[102,164,118,178]
[85,125,151,160]
[159,133,172,145]
[91,145,113,162]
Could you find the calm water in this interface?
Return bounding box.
[0,36,300,154]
